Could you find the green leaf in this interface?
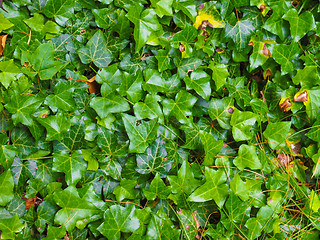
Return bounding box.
[54,186,102,232]
[118,71,144,103]
[133,94,164,122]
[30,42,65,80]
[0,170,14,206]
[200,131,223,166]
[136,138,173,177]
[230,174,250,201]
[263,121,291,149]
[225,19,255,50]
[230,110,258,141]
[208,63,229,90]
[23,13,45,32]
[43,0,74,22]
[143,69,168,93]
[126,6,162,52]
[97,205,140,240]
[92,8,116,29]
[78,30,113,68]
[0,13,14,32]
[309,190,320,212]
[184,70,211,101]
[143,173,170,200]
[270,42,300,75]
[292,66,320,89]
[156,48,174,72]
[5,92,43,126]
[151,0,173,17]
[53,150,87,186]
[188,167,228,208]
[45,81,76,112]
[168,160,201,195]
[113,178,136,202]
[43,225,66,240]
[283,8,315,42]
[249,42,271,71]
[263,11,289,41]
[306,120,320,142]
[97,126,128,158]
[173,0,197,21]
[208,97,234,129]
[0,214,24,239]
[162,90,197,124]
[245,218,263,239]
[122,113,158,153]
[233,144,261,171]
[90,94,130,119]
[37,113,71,141]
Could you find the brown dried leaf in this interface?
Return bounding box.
[294,90,308,102]
[277,153,291,167]
[25,196,37,209]
[86,76,100,94]
[262,44,271,57]
[279,98,292,112]
[0,34,8,56]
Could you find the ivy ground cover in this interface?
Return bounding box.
[1,0,320,239]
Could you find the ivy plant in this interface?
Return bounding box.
[0,0,320,239]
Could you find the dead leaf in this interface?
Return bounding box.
[0,34,8,56]
[277,153,291,167]
[279,98,292,112]
[86,76,100,94]
[262,44,271,57]
[294,90,308,102]
[25,196,37,209]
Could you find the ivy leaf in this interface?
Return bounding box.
[54,186,102,232]
[97,205,140,240]
[184,70,211,101]
[43,0,74,23]
[122,113,158,153]
[283,8,315,42]
[208,63,229,90]
[37,113,71,141]
[133,94,164,122]
[113,178,136,202]
[162,90,197,124]
[143,69,168,93]
[263,121,291,149]
[0,170,14,206]
[292,66,320,89]
[151,0,173,18]
[0,134,16,170]
[78,30,113,68]
[188,167,229,208]
[230,174,250,201]
[233,145,262,171]
[0,214,24,239]
[45,81,76,112]
[5,92,43,126]
[30,42,65,80]
[136,138,173,177]
[173,0,197,21]
[225,19,255,50]
[52,150,87,186]
[156,48,174,72]
[0,13,13,32]
[309,190,320,212]
[126,5,162,52]
[249,42,271,71]
[263,11,289,41]
[230,110,258,141]
[90,94,130,119]
[118,71,144,103]
[270,42,300,75]
[200,131,223,166]
[193,1,225,29]
[208,97,234,129]
[92,8,116,29]
[143,173,170,200]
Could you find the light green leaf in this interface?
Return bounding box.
[188,167,228,208]
[23,13,45,32]
[133,94,164,122]
[113,178,137,202]
[78,30,113,68]
[270,42,300,75]
[90,94,130,119]
[0,214,24,239]
[173,0,197,22]
[54,186,102,232]
[98,205,140,240]
[283,8,315,42]
[263,11,289,41]
[0,13,14,32]
[0,170,14,206]
[151,0,173,17]
[162,90,197,124]
[122,113,158,153]
[230,110,258,141]
[156,48,174,72]
[233,145,261,171]
[309,190,320,212]
[263,121,291,149]
[200,131,223,166]
[43,0,74,22]
[230,174,249,201]
[143,69,168,93]
[184,70,211,101]
[292,66,320,89]
[118,71,144,103]
[126,6,162,52]
[209,63,229,90]
[52,150,87,186]
[143,173,170,200]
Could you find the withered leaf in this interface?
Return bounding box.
[294,90,308,102]
[0,34,8,56]
[279,98,292,112]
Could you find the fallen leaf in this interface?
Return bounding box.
[25,196,37,209]
[86,76,100,94]
[0,34,8,56]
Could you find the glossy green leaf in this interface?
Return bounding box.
[225,19,255,50]
[0,170,14,206]
[151,0,173,17]
[209,63,229,90]
[0,214,24,239]
[113,178,136,202]
[263,121,291,149]
[233,144,261,171]
[133,94,163,122]
[184,70,211,101]
[208,97,234,129]
[78,30,113,68]
[230,110,258,141]
[43,0,74,22]
[98,205,140,240]
[188,167,228,208]
[200,131,223,166]
[143,173,170,200]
